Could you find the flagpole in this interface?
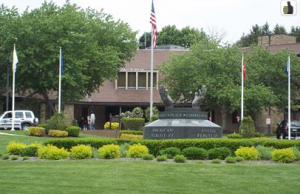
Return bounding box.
[58,47,62,113]
[150,27,154,118]
[241,54,244,121]
[288,54,291,140]
[11,44,17,131]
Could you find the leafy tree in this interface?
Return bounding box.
[290,26,300,42]
[0,2,138,116]
[138,32,151,49]
[273,24,287,35]
[138,25,208,48]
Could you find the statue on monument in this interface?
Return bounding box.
[159,86,174,108]
[192,85,207,110]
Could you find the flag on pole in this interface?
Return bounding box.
[13,45,18,73]
[58,48,63,113]
[150,0,157,48]
[60,50,64,75]
[242,58,246,81]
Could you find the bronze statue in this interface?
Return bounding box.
[159,86,174,108]
[192,85,207,110]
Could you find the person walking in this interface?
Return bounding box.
[90,111,96,130]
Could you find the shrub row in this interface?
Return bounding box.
[43,138,300,156]
[119,130,143,136]
[122,118,145,130]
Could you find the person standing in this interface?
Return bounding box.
[90,111,96,130]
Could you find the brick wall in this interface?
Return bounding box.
[258,35,296,47]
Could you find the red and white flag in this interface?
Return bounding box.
[150,0,157,48]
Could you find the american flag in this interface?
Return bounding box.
[243,58,246,81]
[150,0,157,48]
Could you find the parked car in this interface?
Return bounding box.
[277,120,300,139]
[0,110,39,130]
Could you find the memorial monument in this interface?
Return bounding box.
[143,86,222,139]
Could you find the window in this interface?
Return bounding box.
[117,72,126,88]
[15,112,24,118]
[25,112,33,118]
[148,72,157,88]
[3,113,12,119]
[128,72,136,89]
[138,72,146,89]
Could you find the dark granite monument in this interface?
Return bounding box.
[143,86,222,139]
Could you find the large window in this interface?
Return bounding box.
[128,72,136,89]
[138,72,146,89]
[117,72,126,88]
[117,71,158,90]
[148,72,157,88]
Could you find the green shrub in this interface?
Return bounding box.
[211,159,221,164]
[263,140,300,149]
[272,148,296,163]
[145,106,159,121]
[119,143,129,158]
[45,113,67,133]
[120,130,143,136]
[182,147,208,160]
[122,118,145,130]
[159,147,181,159]
[174,154,186,163]
[225,156,236,163]
[290,147,300,161]
[2,154,9,160]
[38,145,69,160]
[235,156,245,162]
[38,123,48,129]
[22,156,29,161]
[98,144,121,159]
[156,155,167,162]
[142,154,154,160]
[132,107,144,118]
[235,147,259,160]
[120,134,143,140]
[48,130,68,137]
[239,116,255,138]
[227,134,243,139]
[11,155,18,160]
[255,145,274,160]
[208,147,232,160]
[150,114,159,122]
[71,119,78,126]
[127,143,149,158]
[20,147,38,157]
[65,126,80,137]
[71,145,92,159]
[0,153,3,157]
[254,132,265,137]
[7,141,27,155]
[29,127,45,137]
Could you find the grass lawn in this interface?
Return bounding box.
[0,160,300,194]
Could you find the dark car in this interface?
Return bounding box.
[277,120,300,139]
[289,120,300,138]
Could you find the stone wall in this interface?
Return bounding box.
[64,104,74,125]
[258,35,296,47]
[254,108,284,134]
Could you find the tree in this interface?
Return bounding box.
[160,39,288,130]
[138,25,208,48]
[273,24,287,35]
[0,2,138,116]
[138,32,151,49]
[290,26,300,42]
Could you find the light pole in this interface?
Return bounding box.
[6,56,10,111]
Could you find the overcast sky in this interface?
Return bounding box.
[1,0,299,43]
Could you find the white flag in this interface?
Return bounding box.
[13,45,18,73]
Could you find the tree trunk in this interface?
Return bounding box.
[41,91,55,119]
[221,104,229,131]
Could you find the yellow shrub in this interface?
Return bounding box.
[28,142,43,149]
[272,148,296,163]
[48,130,68,137]
[98,144,121,159]
[71,145,92,159]
[104,122,119,130]
[29,127,45,137]
[235,146,259,160]
[7,141,27,155]
[38,145,69,160]
[127,143,149,158]
[120,134,143,140]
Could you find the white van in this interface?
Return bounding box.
[0,110,39,130]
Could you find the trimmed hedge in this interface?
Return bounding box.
[120,130,143,136]
[43,138,300,156]
[65,126,80,137]
[43,138,122,150]
[122,118,145,130]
